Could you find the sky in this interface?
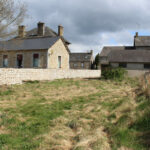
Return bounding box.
[23,0,150,55]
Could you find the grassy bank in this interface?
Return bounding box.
[0,78,149,150]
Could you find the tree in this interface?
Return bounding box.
[0,0,26,39]
[94,53,100,69]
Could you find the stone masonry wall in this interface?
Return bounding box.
[0,69,101,85]
[127,70,150,77]
[48,39,69,69]
[0,50,47,68]
[70,62,91,69]
[0,39,69,69]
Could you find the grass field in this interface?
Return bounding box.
[0,78,150,150]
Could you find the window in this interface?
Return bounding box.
[119,63,127,68]
[3,55,8,67]
[81,62,84,68]
[33,54,39,67]
[144,64,150,69]
[74,63,77,67]
[85,56,89,59]
[58,56,61,68]
[17,54,23,68]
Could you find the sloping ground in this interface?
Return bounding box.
[0,78,149,150]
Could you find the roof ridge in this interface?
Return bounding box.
[136,36,150,37]
[9,36,59,41]
[103,46,125,48]
[71,52,92,54]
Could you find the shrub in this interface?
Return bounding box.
[102,67,127,81]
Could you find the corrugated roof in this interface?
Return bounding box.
[0,36,59,51]
[108,50,150,63]
[70,53,92,62]
[134,36,150,46]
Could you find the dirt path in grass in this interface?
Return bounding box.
[42,81,136,150]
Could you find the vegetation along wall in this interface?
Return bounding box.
[0,69,101,85]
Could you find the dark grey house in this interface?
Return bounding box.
[100,32,150,71]
[70,50,93,69]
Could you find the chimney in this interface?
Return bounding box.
[90,50,93,55]
[38,22,45,36]
[18,25,26,38]
[135,32,138,37]
[58,25,64,36]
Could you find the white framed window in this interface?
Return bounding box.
[3,55,8,67]
[33,53,39,67]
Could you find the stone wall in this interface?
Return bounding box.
[0,39,69,69]
[110,62,146,70]
[109,63,150,77]
[48,39,69,69]
[127,63,144,70]
[127,70,150,77]
[0,69,101,85]
[70,62,91,69]
[0,50,48,68]
[111,63,119,68]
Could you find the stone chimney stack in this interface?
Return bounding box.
[38,22,45,36]
[18,25,26,38]
[58,25,64,36]
[135,32,138,37]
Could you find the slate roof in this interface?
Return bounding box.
[26,26,57,37]
[134,36,150,47]
[70,52,93,62]
[0,36,59,51]
[100,46,125,57]
[25,26,70,44]
[108,50,150,63]
[100,34,150,64]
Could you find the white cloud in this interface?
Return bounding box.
[23,0,150,55]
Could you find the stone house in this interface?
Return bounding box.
[100,32,150,71]
[70,51,93,69]
[0,22,70,69]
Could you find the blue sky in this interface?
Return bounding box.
[22,0,150,55]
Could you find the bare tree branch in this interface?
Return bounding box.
[0,0,27,40]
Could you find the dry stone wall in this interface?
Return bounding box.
[0,69,101,85]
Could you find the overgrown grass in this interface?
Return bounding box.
[0,78,149,150]
[0,100,72,149]
[0,89,13,96]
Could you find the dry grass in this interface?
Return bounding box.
[140,72,150,97]
[0,78,147,150]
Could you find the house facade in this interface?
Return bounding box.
[70,51,93,69]
[100,32,150,71]
[0,22,70,69]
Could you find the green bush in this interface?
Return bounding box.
[102,67,127,80]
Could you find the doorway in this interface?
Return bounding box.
[17,54,23,68]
